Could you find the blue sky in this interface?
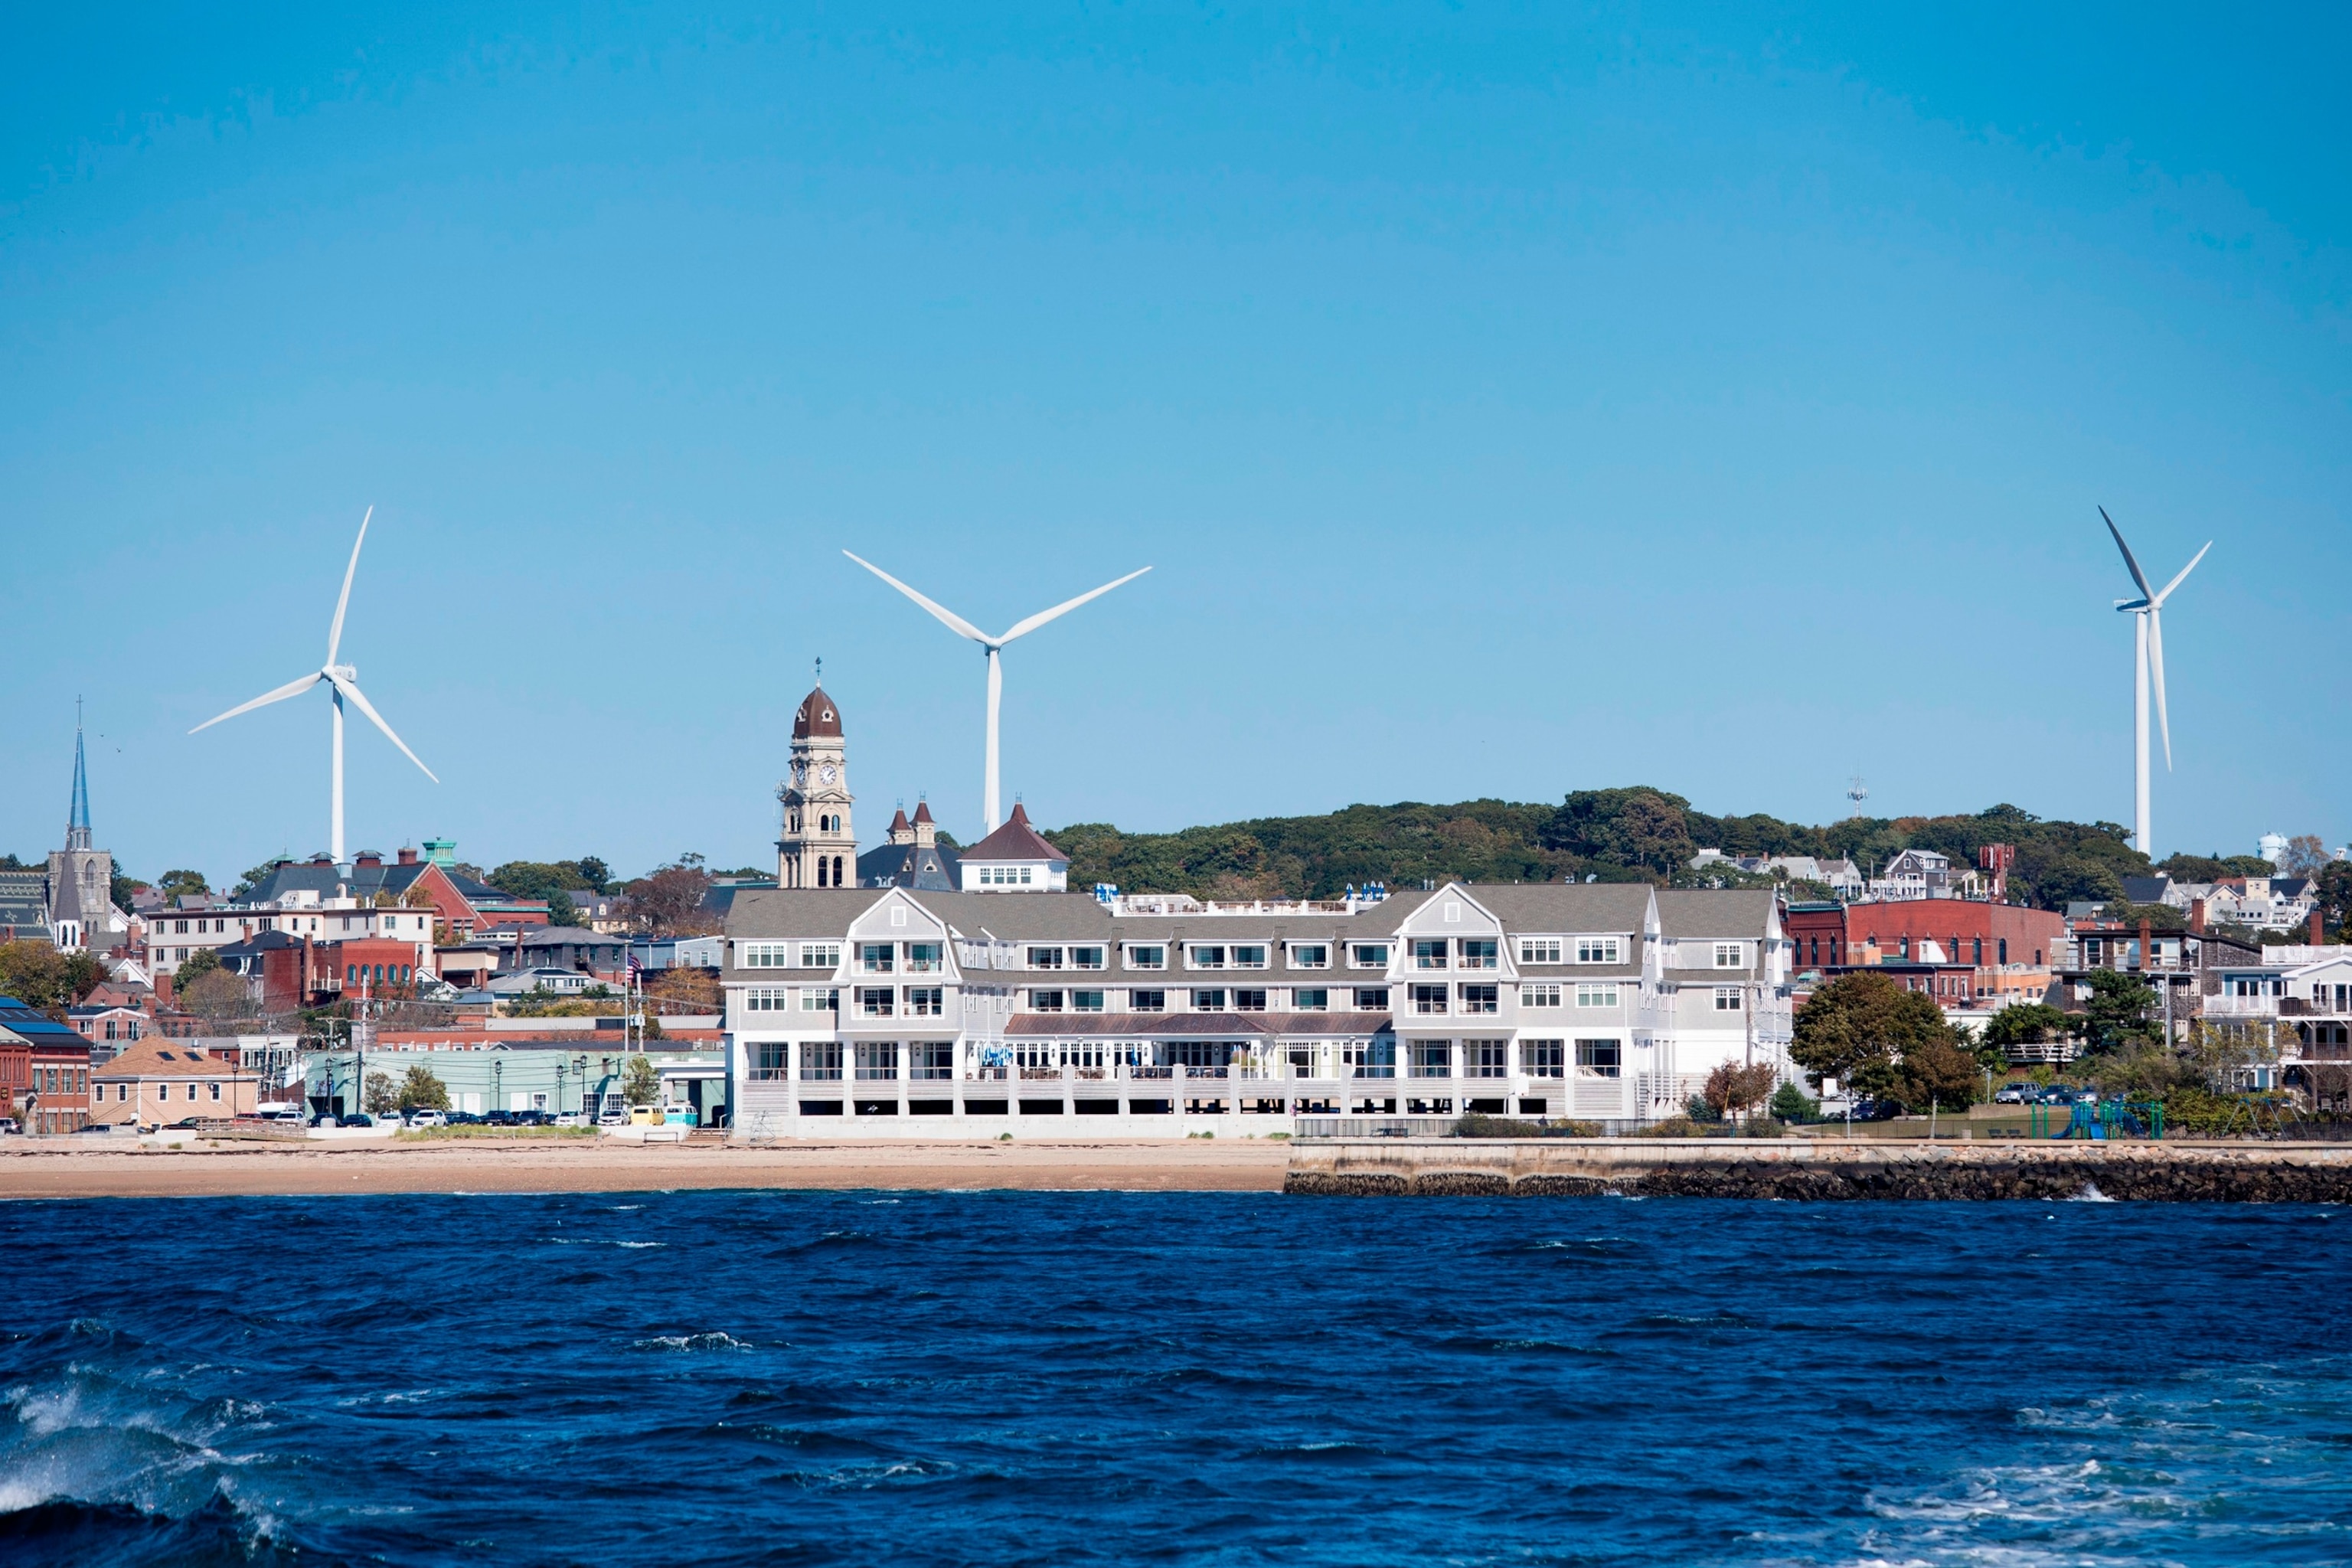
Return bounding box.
[5,4,2346,885]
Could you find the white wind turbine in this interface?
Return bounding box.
[191,507,439,865]
[2102,507,2210,861]
[843,551,1151,832]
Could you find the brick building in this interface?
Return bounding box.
[1785,897,2064,1009]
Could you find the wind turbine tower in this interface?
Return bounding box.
[844,551,1150,833]
[191,507,439,866]
[2100,507,2210,862]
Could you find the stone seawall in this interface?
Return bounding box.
[1283,1138,2352,1202]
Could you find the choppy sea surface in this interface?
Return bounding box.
[2,1191,2347,1566]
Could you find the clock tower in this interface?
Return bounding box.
[777,679,858,889]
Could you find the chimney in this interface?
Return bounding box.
[355,851,382,871]
[2190,897,2207,934]
[2314,908,2328,946]
[397,847,419,866]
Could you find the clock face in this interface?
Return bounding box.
[819,764,838,786]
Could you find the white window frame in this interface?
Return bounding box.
[1574,1038,1622,1078]
[739,942,795,969]
[799,942,841,969]
[743,986,792,1012]
[1292,987,1328,1011]
[1575,982,1619,1009]
[1230,945,1269,970]
[1348,942,1390,969]
[1412,939,1449,971]
[1187,945,1227,970]
[1519,983,1562,1008]
[1518,938,1563,965]
[1125,944,1167,971]
[1458,939,1498,971]
[1713,942,1746,969]
[799,987,839,1013]
[1027,946,1065,970]
[858,942,895,974]
[1072,989,1106,1013]
[1714,987,1743,1011]
[1130,988,1167,1013]
[1070,946,1106,971]
[1288,943,1330,969]
[1575,937,1623,965]
[1191,988,1227,1011]
[1410,983,1449,1015]
[1522,1038,1564,1078]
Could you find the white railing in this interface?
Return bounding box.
[2204,995,2281,1018]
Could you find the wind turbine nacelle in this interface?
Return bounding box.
[332,663,358,682]
[2114,599,2148,612]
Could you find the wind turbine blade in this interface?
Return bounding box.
[998,567,1153,644]
[2147,608,2172,770]
[328,671,439,782]
[2151,541,2212,608]
[327,505,374,665]
[2099,508,2154,600]
[842,551,989,643]
[188,672,322,733]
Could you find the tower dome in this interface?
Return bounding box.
[792,686,843,740]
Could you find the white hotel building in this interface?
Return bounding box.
[720,685,1792,1138]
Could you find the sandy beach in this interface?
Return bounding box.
[0,1137,1292,1200]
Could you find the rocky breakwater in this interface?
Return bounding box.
[1282,1138,2352,1202]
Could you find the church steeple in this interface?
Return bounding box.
[65,701,91,852]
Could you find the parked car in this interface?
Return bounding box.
[596,1105,629,1127]
[338,1113,376,1129]
[446,1112,482,1126]
[406,1109,448,1129]
[551,1112,586,1129]
[1844,1099,1900,1122]
[1992,1083,2034,1104]
[256,1106,307,1125]
[0,1117,18,1135]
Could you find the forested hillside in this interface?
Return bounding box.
[1046,788,2210,913]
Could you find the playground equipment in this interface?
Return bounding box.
[2027,1098,2165,1140]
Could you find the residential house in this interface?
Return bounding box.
[91,1040,263,1129]
[955,804,1070,892]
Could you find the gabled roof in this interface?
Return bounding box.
[857,842,961,892]
[1655,888,1777,939]
[958,804,1068,865]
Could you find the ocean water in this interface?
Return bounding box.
[2,1192,2347,1566]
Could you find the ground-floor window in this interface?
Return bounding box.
[1409,1040,1452,1077]
[752,1042,788,1080]
[854,1042,899,1080]
[1467,1040,1508,1078]
[910,1041,954,1080]
[801,1041,843,1081]
[1522,1039,1564,1077]
[1576,1039,1621,1078]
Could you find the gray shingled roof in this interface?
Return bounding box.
[1655,888,1776,939]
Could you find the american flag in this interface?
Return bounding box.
[627,950,643,977]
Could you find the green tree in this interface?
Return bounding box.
[110,871,146,910]
[397,1065,451,1111]
[2315,861,2352,942]
[362,1072,399,1116]
[1703,1061,1778,1122]
[0,940,106,1015]
[547,890,581,927]
[1892,1035,1984,1112]
[2082,969,2162,1054]
[1789,971,1957,1099]
[573,858,612,893]
[156,869,211,903]
[1769,1080,1818,1122]
[621,1055,661,1106]
[1984,1001,2073,1054]
[175,947,222,983]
